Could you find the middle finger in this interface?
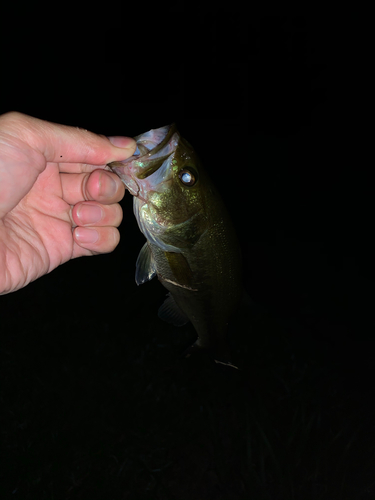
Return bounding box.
[61,169,125,205]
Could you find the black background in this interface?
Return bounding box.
[1,11,373,500]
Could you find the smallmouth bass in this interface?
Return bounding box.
[108,124,242,367]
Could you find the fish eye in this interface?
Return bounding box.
[179,168,197,186]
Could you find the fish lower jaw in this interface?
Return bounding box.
[133,192,147,204]
[119,174,140,197]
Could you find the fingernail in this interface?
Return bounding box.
[75,227,99,244]
[76,203,103,224]
[100,173,117,198]
[108,136,136,150]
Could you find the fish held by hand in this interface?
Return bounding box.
[108,124,243,368]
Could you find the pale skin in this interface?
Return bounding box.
[0,112,136,295]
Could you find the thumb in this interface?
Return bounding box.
[0,112,136,165]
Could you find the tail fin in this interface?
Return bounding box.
[213,359,239,370]
[182,339,239,370]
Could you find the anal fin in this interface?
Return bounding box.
[158,293,189,327]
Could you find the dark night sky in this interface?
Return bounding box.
[1,12,374,500]
[1,14,369,337]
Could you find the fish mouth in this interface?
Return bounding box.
[135,124,177,180]
[108,124,179,195]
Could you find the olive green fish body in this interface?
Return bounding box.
[109,125,242,364]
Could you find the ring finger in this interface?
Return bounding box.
[71,201,123,228]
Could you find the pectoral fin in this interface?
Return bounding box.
[135,242,157,285]
[158,293,189,327]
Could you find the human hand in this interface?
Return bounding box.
[0,112,136,295]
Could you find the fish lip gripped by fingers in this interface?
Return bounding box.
[108,124,179,201]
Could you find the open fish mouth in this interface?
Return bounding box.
[132,124,177,161]
[108,124,180,196]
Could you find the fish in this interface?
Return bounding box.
[108,124,242,367]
